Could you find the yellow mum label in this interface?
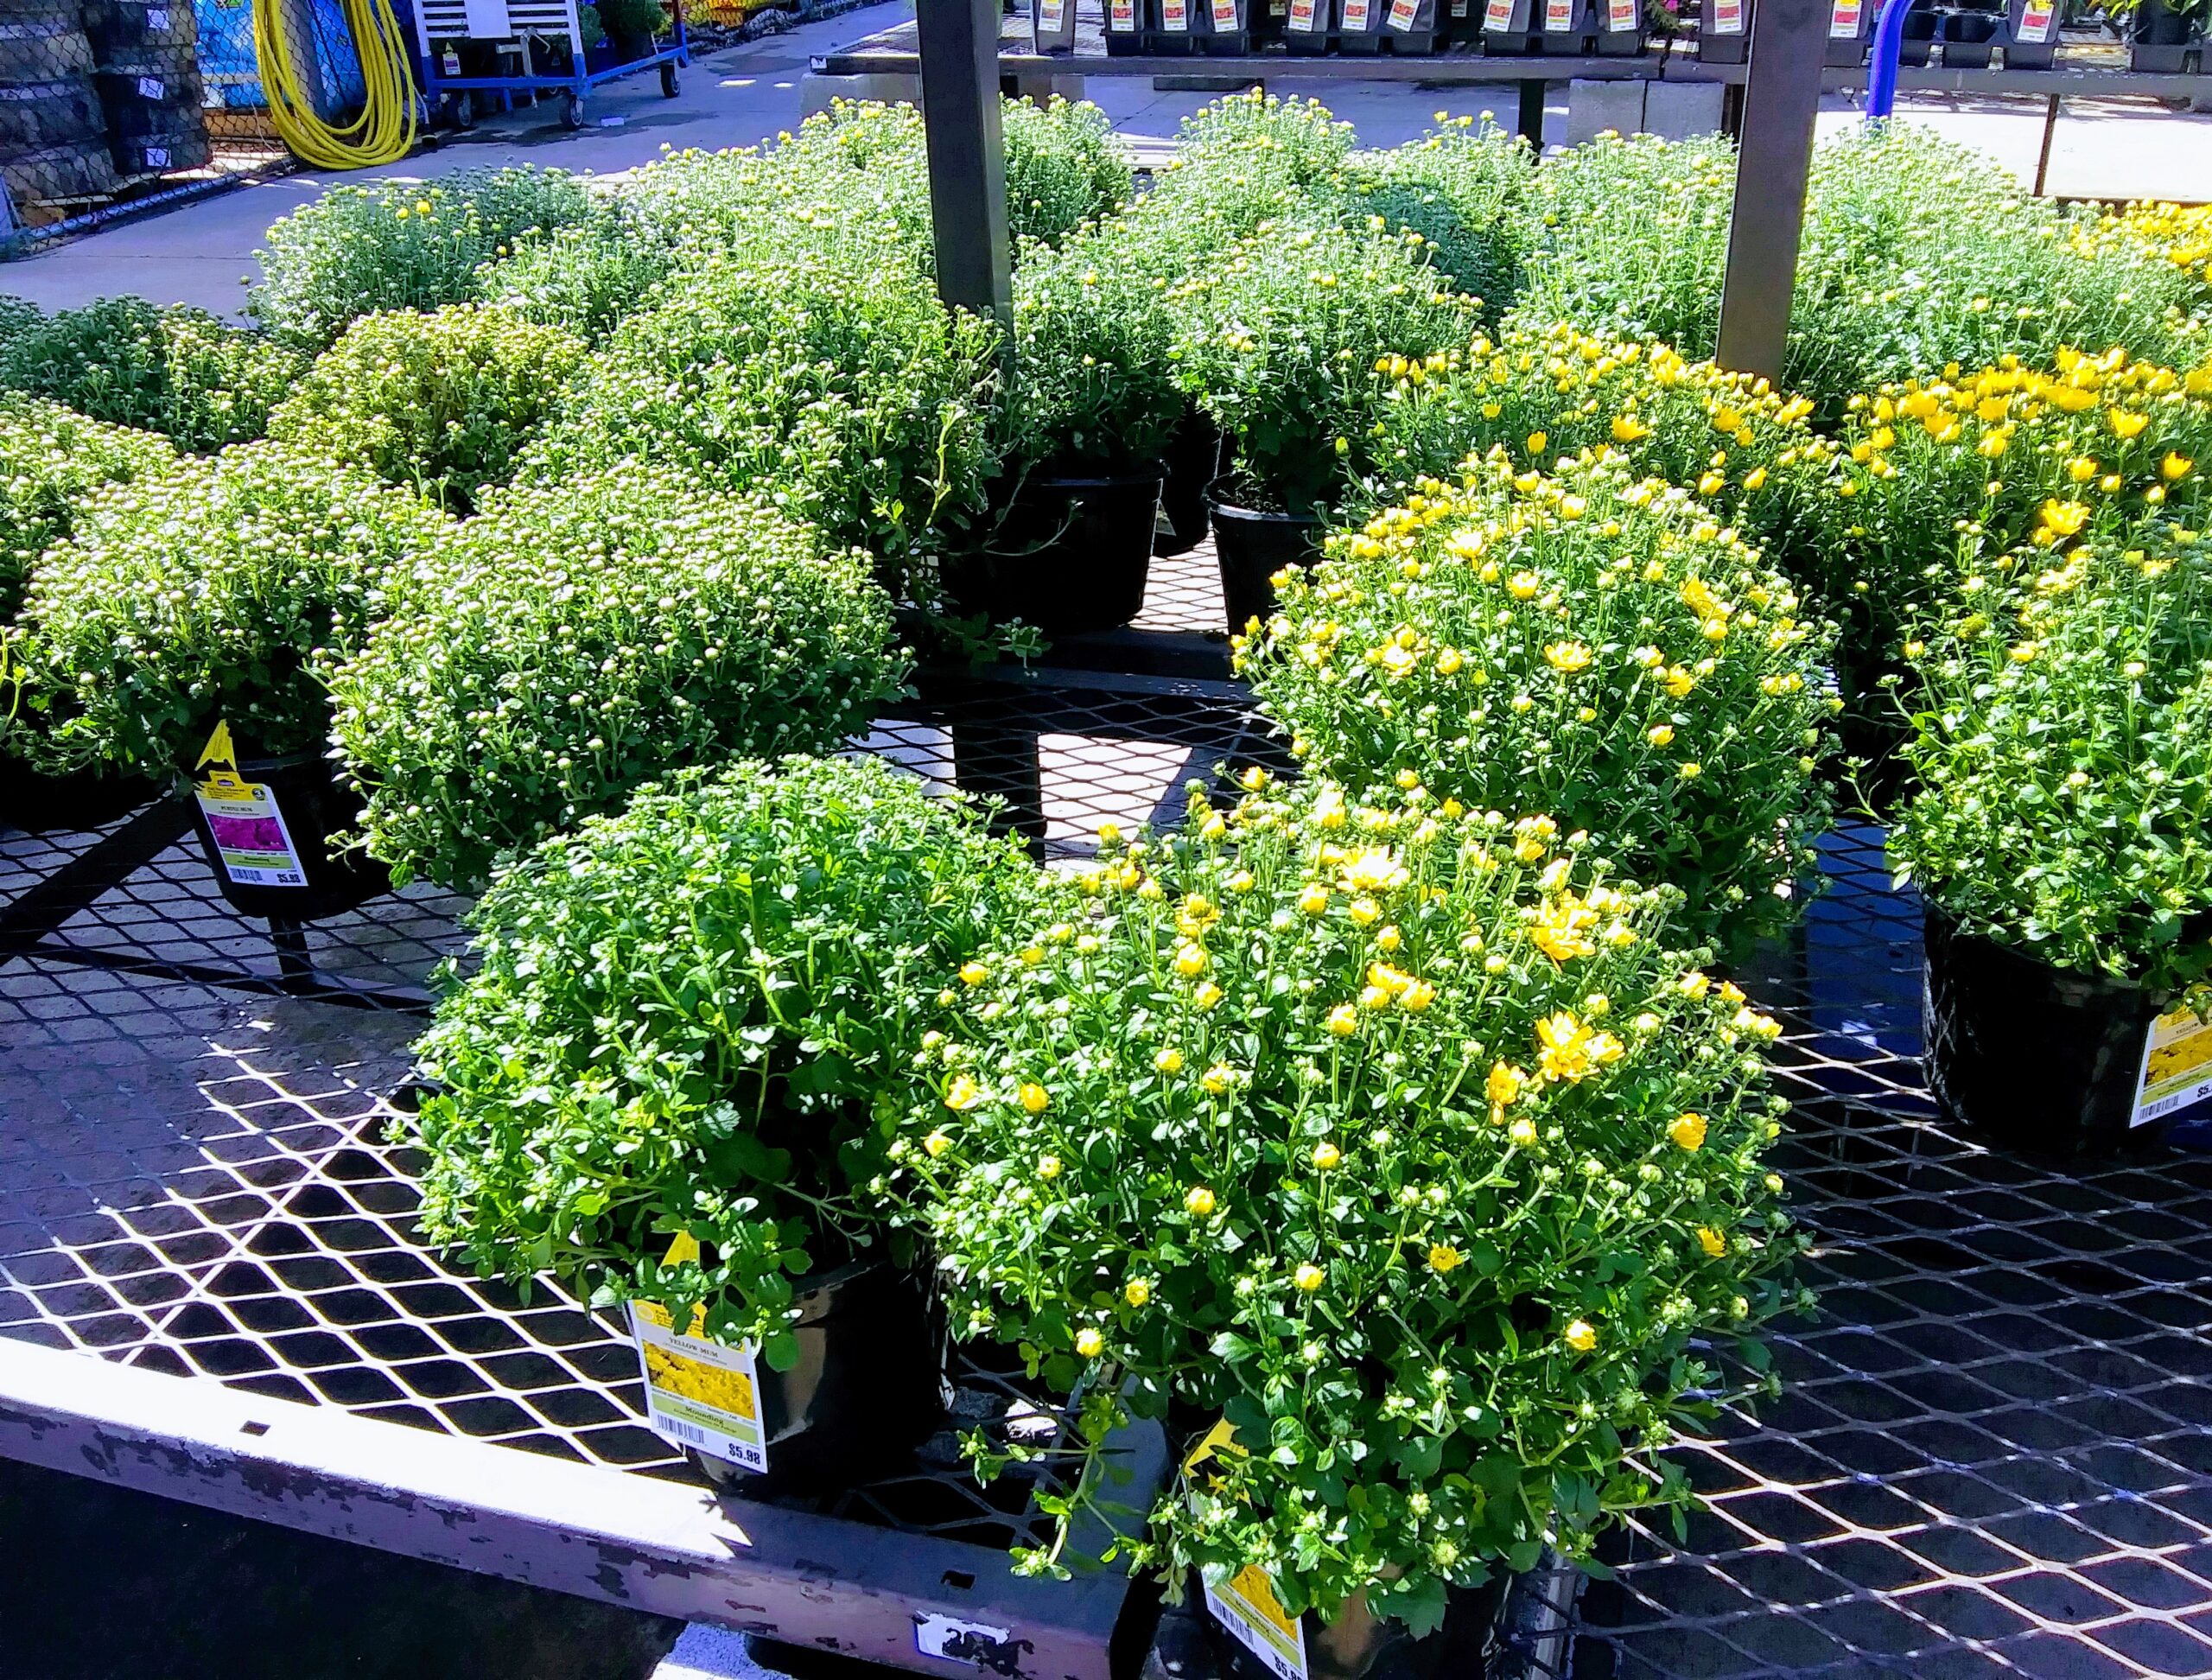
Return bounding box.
[2134,1008,2212,1129]
[1205,1565,1308,1680]
[629,1298,766,1473]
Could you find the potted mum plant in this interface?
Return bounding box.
[1239,451,1836,956]
[0,393,176,831]
[410,756,1041,1489]
[897,777,1804,1667]
[1169,220,1475,635]
[12,442,448,916]
[949,214,1183,635]
[325,468,904,893]
[1897,514,2212,1156]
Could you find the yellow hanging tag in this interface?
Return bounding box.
[1183,1413,1246,1475]
[662,1230,703,1268]
[195,721,246,793]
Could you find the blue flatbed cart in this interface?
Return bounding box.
[410,0,687,130]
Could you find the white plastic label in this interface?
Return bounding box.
[1710,0,1741,29]
[1543,0,1573,29]
[2133,1008,2212,1128]
[442,47,461,71]
[137,74,164,99]
[1389,0,1419,28]
[1205,1568,1308,1680]
[1344,0,1371,28]
[629,1300,767,1472]
[2015,0,2053,38]
[1040,0,1066,29]
[1828,0,1860,35]
[1212,0,1239,29]
[1162,0,1188,29]
[1288,0,1323,29]
[1484,0,1515,25]
[147,6,172,27]
[1109,0,1135,27]
[1606,0,1634,29]
[195,779,308,888]
[1452,0,1470,15]
[914,1614,1018,1668]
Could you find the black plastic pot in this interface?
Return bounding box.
[2130,0,2198,68]
[1922,902,2173,1158]
[1899,4,1936,60]
[181,748,387,922]
[683,1262,948,1496]
[1208,486,1325,637]
[1939,8,1996,65]
[1170,1566,1508,1680]
[1157,413,1221,559]
[946,465,1163,634]
[0,755,156,833]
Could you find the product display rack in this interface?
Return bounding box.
[6,547,2212,1678]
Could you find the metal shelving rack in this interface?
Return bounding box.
[7,545,2212,1677]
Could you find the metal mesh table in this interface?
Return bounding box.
[5,557,2212,1676]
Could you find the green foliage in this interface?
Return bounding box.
[326,469,905,889]
[271,304,588,510]
[0,296,43,356]
[15,442,447,773]
[1341,117,1535,317]
[473,209,673,343]
[0,297,301,452]
[0,393,176,621]
[899,778,1800,1617]
[1239,454,1835,952]
[248,166,599,351]
[1001,95,1134,249]
[592,0,665,39]
[1167,220,1478,513]
[410,755,1040,1359]
[528,251,999,604]
[1896,516,2212,995]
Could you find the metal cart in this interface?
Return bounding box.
[410,0,686,130]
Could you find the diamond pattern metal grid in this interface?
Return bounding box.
[1571,825,2212,1680]
[7,675,2212,1676]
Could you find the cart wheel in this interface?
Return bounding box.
[562,91,586,128]
[443,91,476,130]
[659,60,679,97]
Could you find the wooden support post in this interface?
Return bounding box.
[1714,0,1826,382]
[912,0,1013,326]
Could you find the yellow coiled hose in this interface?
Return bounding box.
[253,0,418,169]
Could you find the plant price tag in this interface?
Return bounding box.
[1213,0,1240,29]
[1287,0,1323,30]
[1605,0,1633,29]
[2133,1007,2212,1129]
[1388,0,1419,29]
[1709,0,1741,29]
[194,780,308,888]
[629,1300,768,1473]
[2015,0,2052,36]
[1040,0,1066,29]
[1162,0,1189,29]
[1827,0,1860,35]
[1343,0,1371,29]
[1109,0,1137,29]
[1543,0,1573,30]
[1205,1566,1307,1680]
[1484,0,1514,27]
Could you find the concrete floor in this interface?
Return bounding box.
[7,4,2211,318]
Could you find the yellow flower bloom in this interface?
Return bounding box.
[1669,1112,1707,1151]
[924,1130,952,1158]
[1349,896,1382,927]
[1294,1263,1325,1293]
[2109,408,2151,440]
[1487,1061,1527,1108]
[1201,1062,1234,1094]
[1508,1116,1538,1148]
[944,1075,982,1112]
[1507,570,1541,601]
[959,962,989,987]
[1661,665,1696,699]
[1399,979,1436,1013]
[1427,1244,1463,1273]
[1124,1279,1151,1308]
[1311,1141,1342,1171]
[1019,945,1046,966]
[1193,982,1224,1011]
[1544,640,1593,674]
[1563,1320,1597,1353]
[1698,1226,1728,1258]
[1327,1003,1360,1037]
[1097,822,1122,846]
[1610,413,1651,444]
[1648,724,1675,747]
[1174,943,1210,978]
[2038,498,2091,538]
[1076,1327,1104,1358]
[1019,1082,1050,1115]
[1185,1186,1216,1217]
[1340,848,1410,894]
[1038,1154,1061,1179]
[1299,882,1331,916]
[2164,451,2195,480]
[1156,1047,1185,1073]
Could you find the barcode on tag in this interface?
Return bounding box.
[660,1416,706,1445]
